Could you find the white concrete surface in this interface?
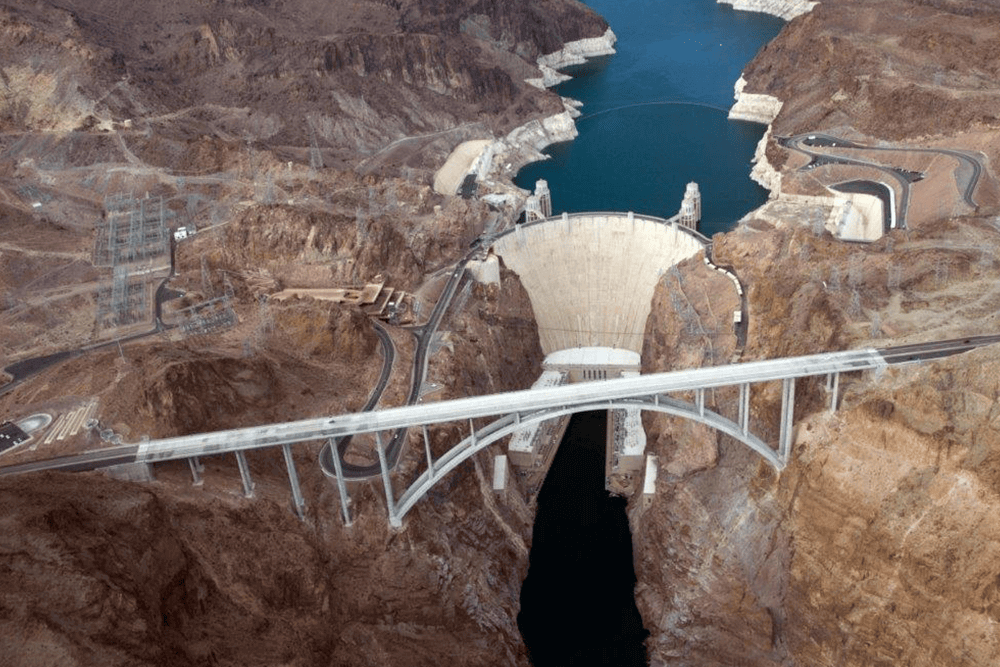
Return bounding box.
[492,454,508,491]
[718,0,817,20]
[494,214,705,355]
[835,192,884,242]
[619,372,646,457]
[509,370,567,454]
[728,76,783,125]
[642,455,658,495]
[467,255,500,285]
[433,139,491,195]
[544,347,641,369]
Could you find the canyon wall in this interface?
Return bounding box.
[718,0,817,20]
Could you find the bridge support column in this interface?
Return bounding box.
[235,451,255,498]
[422,425,435,476]
[188,456,204,486]
[779,377,796,464]
[329,438,353,526]
[739,383,750,435]
[827,372,840,412]
[281,443,306,520]
[375,431,401,528]
[696,388,705,417]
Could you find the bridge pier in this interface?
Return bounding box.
[375,431,401,528]
[282,443,306,520]
[235,450,255,498]
[739,383,750,435]
[779,377,796,463]
[188,456,204,486]
[328,438,353,526]
[422,425,435,476]
[826,371,840,412]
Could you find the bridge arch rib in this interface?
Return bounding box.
[390,394,781,526]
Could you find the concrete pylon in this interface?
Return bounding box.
[534,179,552,218]
[524,195,543,222]
[679,182,701,230]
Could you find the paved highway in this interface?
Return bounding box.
[780,132,985,230]
[318,256,470,480]
[316,319,394,477]
[6,335,1000,476]
[798,132,982,209]
[780,134,914,228]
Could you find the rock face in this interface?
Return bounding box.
[0,0,604,663]
[740,0,1000,142]
[0,467,535,666]
[633,215,1000,665]
[718,0,818,20]
[729,76,783,125]
[632,344,1000,666]
[0,0,606,166]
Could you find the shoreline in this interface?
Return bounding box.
[435,28,617,204]
[717,0,817,21]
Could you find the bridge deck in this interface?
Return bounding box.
[135,348,887,463]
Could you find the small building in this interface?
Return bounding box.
[0,421,30,453]
[174,226,190,241]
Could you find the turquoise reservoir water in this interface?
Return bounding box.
[514,0,785,236]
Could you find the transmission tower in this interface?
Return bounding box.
[848,254,863,288]
[201,256,213,297]
[308,123,324,171]
[870,313,881,339]
[888,265,902,291]
[849,290,862,318]
[828,267,841,292]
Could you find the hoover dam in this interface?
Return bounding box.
[493,211,707,356]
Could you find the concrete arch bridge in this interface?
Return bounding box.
[2,337,998,526]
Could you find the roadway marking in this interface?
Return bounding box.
[66,401,96,438]
[54,408,80,441]
[40,401,98,445]
[43,414,68,445]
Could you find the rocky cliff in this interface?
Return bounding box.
[634,211,1000,664]
[0,0,603,663]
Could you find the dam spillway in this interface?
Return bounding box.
[493,212,707,356]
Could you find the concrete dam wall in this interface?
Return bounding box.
[493,213,706,355]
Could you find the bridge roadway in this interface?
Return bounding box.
[4,334,999,481]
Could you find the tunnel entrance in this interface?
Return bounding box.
[518,410,649,665]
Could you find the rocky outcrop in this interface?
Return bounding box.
[747,126,783,197]
[491,106,580,177]
[728,76,783,125]
[526,28,617,89]
[741,0,1000,141]
[718,0,817,20]
[634,217,1000,665]
[0,464,536,666]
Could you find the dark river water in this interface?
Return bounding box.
[516,2,785,664]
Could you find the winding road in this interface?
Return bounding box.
[778,132,985,230]
[317,256,471,480]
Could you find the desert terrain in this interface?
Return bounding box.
[2,0,1000,665]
